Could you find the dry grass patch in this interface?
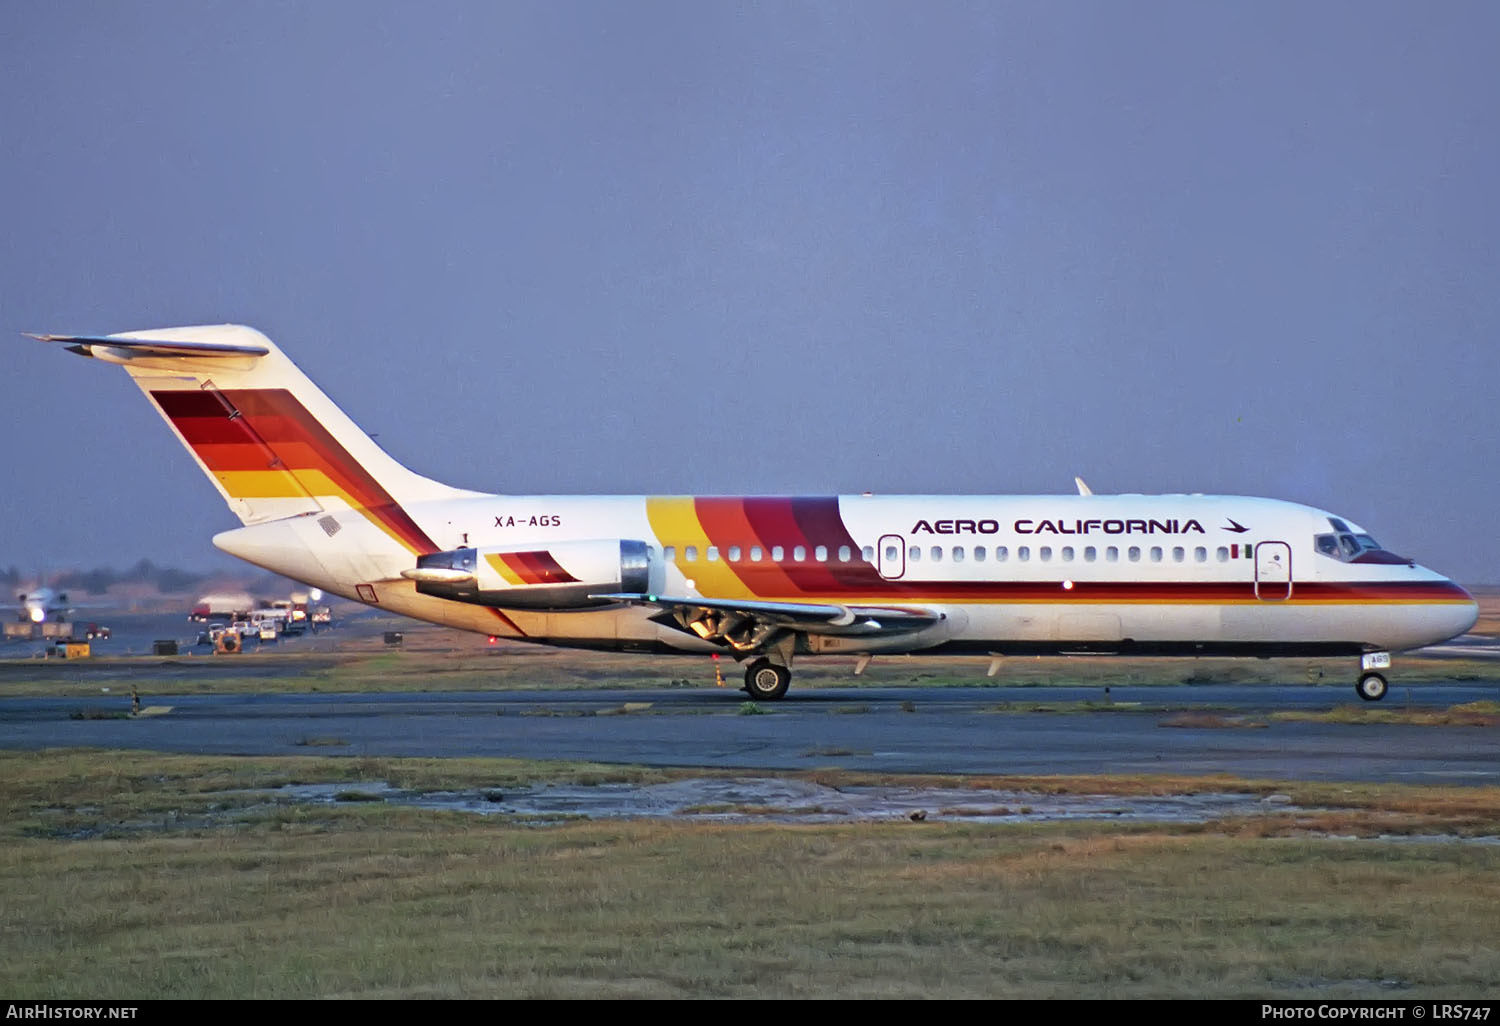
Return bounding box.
[2,751,1500,997]
[1271,702,1500,727]
[4,820,1499,998]
[1159,712,1267,729]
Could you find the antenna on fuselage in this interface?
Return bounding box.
[1074,476,1094,496]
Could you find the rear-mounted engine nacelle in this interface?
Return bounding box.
[402,539,650,611]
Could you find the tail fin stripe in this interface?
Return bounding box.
[152,387,439,556]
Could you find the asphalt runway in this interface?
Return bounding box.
[2,682,1496,784]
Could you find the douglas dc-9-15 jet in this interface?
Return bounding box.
[32,325,1477,701]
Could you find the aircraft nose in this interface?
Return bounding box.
[1435,579,1480,644]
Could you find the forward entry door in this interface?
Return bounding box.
[1254,541,1292,601]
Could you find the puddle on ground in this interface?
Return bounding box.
[44,779,1500,841]
[273,778,1299,824]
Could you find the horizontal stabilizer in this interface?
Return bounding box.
[27,333,270,359]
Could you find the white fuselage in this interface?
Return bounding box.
[212,492,1478,659]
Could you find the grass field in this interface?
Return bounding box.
[2,598,1496,998]
[3,750,1499,999]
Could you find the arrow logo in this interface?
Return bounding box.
[1223,518,1250,534]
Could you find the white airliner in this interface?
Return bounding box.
[33,325,1478,701]
[5,586,73,625]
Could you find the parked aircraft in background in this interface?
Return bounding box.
[4,586,74,625]
[34,325,1478,701]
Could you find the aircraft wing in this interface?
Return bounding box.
[592,592,943,640]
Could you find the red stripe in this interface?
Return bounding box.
[738,498,843,594]
[498,552,541,584]
[693,498,801,595]
[152,388,438,555]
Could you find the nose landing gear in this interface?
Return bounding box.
[1355,651,1391,701]
[1356,672,1388,702]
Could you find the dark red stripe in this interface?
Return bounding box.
[751,578,1473,603]
[511,550,578,585]
[789,497,884,589]
[152,388,438,555]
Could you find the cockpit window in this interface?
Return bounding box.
[1315,531,1384,562]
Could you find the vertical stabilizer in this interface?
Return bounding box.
[35,326,469,554]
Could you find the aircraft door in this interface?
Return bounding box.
[1254,541,1292,601]
[877,534,906,580]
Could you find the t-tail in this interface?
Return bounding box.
[31,325,474,585]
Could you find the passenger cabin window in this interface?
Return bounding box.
[861,546,874,562]
[707,546,719,562]
[814,545,828,562]
[1017,546,1030,561]
[1061,546,1074,561]
[1194,547,1207,562]
[664,545,676,562]
[885,544,900,562]
[1084,546,1097,562]
[728,545,741,562]
[1039,546,1052,562]
[838,545,852,563]
[929,546,943,563]
[908,546,922,562]
[1172,546,1185,562]
[974,546,987,562]
[995,546,1008,561]
[685,546,698,562]
[1128,546,1141,562]
[1150,546,1163,563]
[793,545,806,562]
[772,546,784,561]
[1216,546,1229,562]
[750,546,762,562]
[953,546,965,563]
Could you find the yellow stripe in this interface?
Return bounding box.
[645,497,747,597]
[216,469,425,557]
[485,553,527,587]
[214,468,343,499]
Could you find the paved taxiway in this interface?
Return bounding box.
[2,683,1496,784]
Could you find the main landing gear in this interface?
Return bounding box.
[1355,651,1392,702]
[744,659,791,701]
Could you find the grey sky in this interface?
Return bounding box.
[3,2,1497,583]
